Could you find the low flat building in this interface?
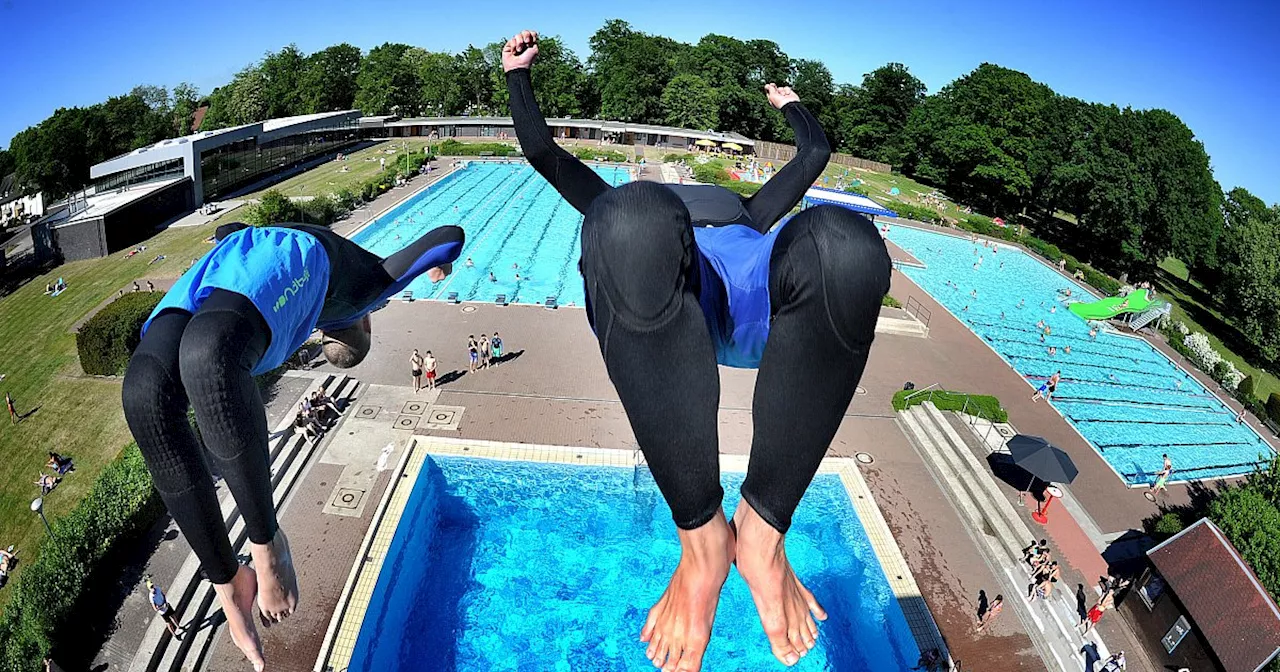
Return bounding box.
[360,115,754,153]
[37,111,361,261]
[1124,518,1280,671]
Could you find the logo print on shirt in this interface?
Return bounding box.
[274,268,311,313]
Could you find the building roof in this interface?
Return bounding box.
[1148,518,1280,672]
[803,187,897,218]
[372,115,755,145]
[191,106,208,133]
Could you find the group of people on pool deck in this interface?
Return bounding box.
[120,28,890,671]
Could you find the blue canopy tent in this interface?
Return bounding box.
[802,186,897,219]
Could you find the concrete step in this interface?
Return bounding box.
[901,403,1114,671]
[129,373,357,672]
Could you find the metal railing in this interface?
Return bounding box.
[904,295,932,329]
[902,385,1003,445]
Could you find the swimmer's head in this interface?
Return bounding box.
[321,314,372,368]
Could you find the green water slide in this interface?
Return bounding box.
[1068,288,1155,320]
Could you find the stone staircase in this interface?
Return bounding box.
[127,372,362,672]
[898,402,1116,672]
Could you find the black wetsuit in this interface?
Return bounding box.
[122,223,463,584]
[508,67,890,532]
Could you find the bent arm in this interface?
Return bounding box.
[744,102,831,228]
[506,68,610,215]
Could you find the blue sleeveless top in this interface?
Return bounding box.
[692,223,784,369]
[143,227,332,375]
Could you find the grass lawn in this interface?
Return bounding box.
[0,221,219,609]
[1155,256,1280,402]
[817,163,979,222]
[242,139,437,200]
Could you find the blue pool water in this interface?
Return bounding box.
[885,224,1274,485]
[353,162,630,305]
[348,456,921,671]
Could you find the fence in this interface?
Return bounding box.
[905,295,932,329]
[752,140,892,173]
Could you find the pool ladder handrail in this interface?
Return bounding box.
[903,384,1003,446]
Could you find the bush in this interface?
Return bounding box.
[76,291,164,376]
[0,444,165,669]
[573,147,627,163]
[881,294,902,308]
[297,194,339,225]
[1209,486,1280,599]
[692,163,729,185]
[1269,393,1280,424]
[1152,512,1186,537]
[890,389,1008,423]
[434,139,515,157]
[1082,267,1121,295]
[844,184,871,197]
[886,202,944,224]
[246,189,296,226]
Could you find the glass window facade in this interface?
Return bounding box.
[200,118,358,200]
[92,157,185,194]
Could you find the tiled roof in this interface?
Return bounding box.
[1148,518,1280,671]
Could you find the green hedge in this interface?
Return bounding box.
[844,184,872,197]
[689,163,763,196]
[0,444,165,670]
[886,202,945,224]
[246,151,435,228]
[881,294,902,308]
[1269,393,1280,424]
[76,291,164,376]
[572,147,627,163]
[433,139,516,157]
[891,388,1009,422]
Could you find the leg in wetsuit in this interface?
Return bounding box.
[122,223,462,669]
[504,31,889,670]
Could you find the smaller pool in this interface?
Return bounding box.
[346,455,922,671]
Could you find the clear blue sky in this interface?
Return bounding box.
[1,0,1276,203]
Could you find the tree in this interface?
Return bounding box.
[1209,485,1280,597]
[171,82,200,134]
[412,49,460,115]
[453,46,495,115]
[791,59,834,130]
[228,66,270,124]
[835,63,925,164]
[1217,195,1280,360]
[260,44,307,118]
[300,44,362,113]
[0,149,14,180]
[661,74,718,130]
[355,43,419,116]
[588,20,682,124]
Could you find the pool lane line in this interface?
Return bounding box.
[1070,417,1237,427]
[983,332,1171,361]
[451,174,553,302]
[424,165,534,298]
[1026,375,1218,401]
[433,167,543,301]
[353,163,513,250]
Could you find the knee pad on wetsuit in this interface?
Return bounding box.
[772,206,891,350]
[581,181,694,328]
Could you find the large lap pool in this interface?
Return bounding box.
[353,162,630,305]
[886,224,1274,485]
[346,454,921,671]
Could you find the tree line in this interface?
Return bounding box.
[2,19,1275,359]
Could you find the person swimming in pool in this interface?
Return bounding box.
[505,29,887,671]
[122,222,462,670]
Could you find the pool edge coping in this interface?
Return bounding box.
[314,437,944,670]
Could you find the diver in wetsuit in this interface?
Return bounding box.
[503,30,890,672]
[122,222,462,670]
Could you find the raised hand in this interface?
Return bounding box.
[502,30,540,73]
[764,83,801,110]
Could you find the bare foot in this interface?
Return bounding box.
[641,510,735,672]
[734,500,827,666]
[213,564,266,671]
[251,527,299,623]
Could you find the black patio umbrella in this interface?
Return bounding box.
[1007,434,1079,488]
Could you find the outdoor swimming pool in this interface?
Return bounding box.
[885,224,1274,485]
[346,455,921,671]
[353,162,630,305]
